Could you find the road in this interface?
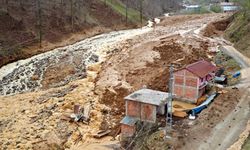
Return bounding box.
[198,45,250,150]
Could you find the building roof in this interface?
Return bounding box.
[124,89,169,106]
[185,60,217,78]
[120,116,139,126]
[220,2,237,6]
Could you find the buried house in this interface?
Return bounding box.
[173,60,218,104]
[120,89,169,138]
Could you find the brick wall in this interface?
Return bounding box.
[126,100,141,118]
[121,124,136,137]
[126,100,157,123]
[141,103,156,122]
[173,69,199,103]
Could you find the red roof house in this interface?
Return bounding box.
[173,60,217,103]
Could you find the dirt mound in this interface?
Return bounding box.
[203,18,231,37]
[147,40,208,91]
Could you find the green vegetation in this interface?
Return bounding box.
[242,137,250,150]
[100,0,143,23]
[215,51,241,72]
[225,0,250,57]
[180,6,210,14]
[234,0,250,12]
[210,4,222,13]
[214,51,241,85]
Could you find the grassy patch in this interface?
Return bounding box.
[225,12,250,58]
[100,0,143,23]
[214,51,241,85]
[180,6,210,14]
[210,4,222,13]
[242,136,250,150]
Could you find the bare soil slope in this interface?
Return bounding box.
[0,13,233,149]
[0,0,137,68]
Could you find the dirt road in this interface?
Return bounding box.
[197,41,250,150]
[220,46,250,68]
[198,90,250,150]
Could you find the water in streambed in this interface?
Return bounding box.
[0,28,151,96]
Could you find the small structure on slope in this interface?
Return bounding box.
[120,89,169,138]
[173,60,218,104]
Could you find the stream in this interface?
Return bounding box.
[0,27,151,96]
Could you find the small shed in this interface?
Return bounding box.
[120,89,169,138]
[120,116,138,138]
[125,89,169,122]
[173,60,217,103]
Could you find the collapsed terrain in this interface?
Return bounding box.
[1,13,242,150]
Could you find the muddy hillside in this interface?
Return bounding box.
[0,13,234,150]
[0,28,151,96]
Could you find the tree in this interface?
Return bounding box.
[140,0,143,27]
[126,0,128,26]
[36,0,42,48]
[70,0,74,30]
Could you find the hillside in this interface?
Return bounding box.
[225,12,250,58]
[0,0,183,68]
[0,0,140,68]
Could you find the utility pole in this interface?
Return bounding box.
[165,64,174,139]
[37,0,42,48]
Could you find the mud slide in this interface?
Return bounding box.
[0,28,151,95]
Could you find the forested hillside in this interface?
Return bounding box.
[0,0,141,67]
[0,0,182,67]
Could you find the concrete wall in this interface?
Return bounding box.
[173,69,199,103]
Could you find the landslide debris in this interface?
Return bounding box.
[0,13,232,149]
[97,35,211,136]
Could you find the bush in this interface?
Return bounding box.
[210,4,222,13]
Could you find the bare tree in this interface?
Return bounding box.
[140,0,143,27]
[36,0,42,47]
[70,0,74,30]
[126,0,128,26]
[5,0,9,13]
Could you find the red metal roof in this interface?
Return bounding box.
[185,60,217,78]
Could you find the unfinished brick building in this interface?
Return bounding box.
[173,60,217,103]
[120,89,169,138]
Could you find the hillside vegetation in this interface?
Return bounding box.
[0,0,140,68]
[225,0,250,57]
